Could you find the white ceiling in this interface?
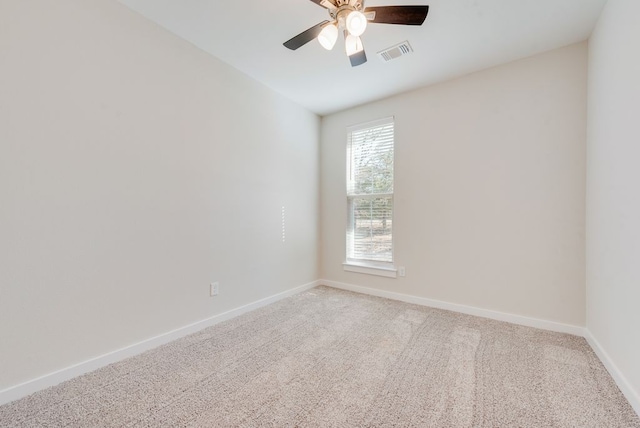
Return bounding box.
[117,0,607,115]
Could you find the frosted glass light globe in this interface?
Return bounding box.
[346,11,367,37]
[318,24,338,50]
[345,34,364,56]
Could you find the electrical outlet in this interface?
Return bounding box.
[210,282,219,296]
[399,267,406,277]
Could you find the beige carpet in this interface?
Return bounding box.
[1,286,638,427]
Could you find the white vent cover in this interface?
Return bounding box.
[377,41,413,62]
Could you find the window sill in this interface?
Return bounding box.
[343,262,397,278]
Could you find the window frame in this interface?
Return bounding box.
[344,116,397,278]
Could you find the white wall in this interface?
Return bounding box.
[586,0,640,409]
[321,43,587,327]
[0,0,319,390]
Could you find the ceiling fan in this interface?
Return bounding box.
[283,0,429,67]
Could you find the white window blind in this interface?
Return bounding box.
[346,117,394,265]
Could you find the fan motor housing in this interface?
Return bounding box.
[329,0,364,22]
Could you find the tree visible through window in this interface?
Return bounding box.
[346,118,394,265]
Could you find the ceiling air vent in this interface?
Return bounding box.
[377,41,413,62]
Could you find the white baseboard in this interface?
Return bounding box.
[319,279,585,336]
[584,330,640,416]
[5,278,638,419]
[320,280,640,417]
[0,280,320,406]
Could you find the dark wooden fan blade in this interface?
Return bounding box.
[364,5,429,25]
[349,49,367,67]
[309,0,337,9]
[283,20,331,50]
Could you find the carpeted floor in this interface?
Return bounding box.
[1,286,638,427]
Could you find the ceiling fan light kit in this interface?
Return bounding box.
[284,0,429,67]
[346,10,368,36]
[318,23,339,50]
[345,34,364,55]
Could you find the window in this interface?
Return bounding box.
[345,117,395,275]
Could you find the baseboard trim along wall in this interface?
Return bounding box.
[0,280,320,406]
[584,330,640,416]
[320,279,585,336]
[4,279,637,419]
[320,279,640,417]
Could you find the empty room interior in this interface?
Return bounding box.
[1,0,639,426]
